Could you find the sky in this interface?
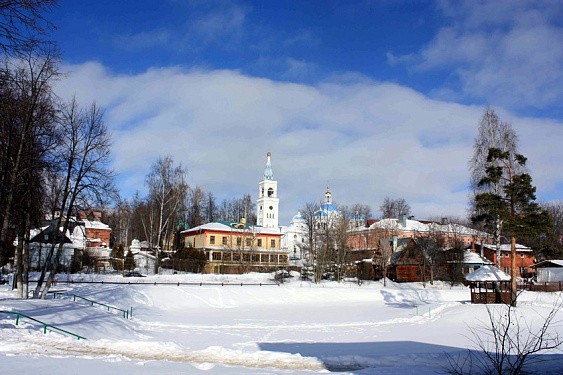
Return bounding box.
[48,0,563,225]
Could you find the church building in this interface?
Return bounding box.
[181,152,287,274]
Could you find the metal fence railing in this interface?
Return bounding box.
[31,279,280,287]
[0,310,86,340]
[51,292,132,319]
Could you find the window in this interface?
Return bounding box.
[237,237,242,246]
[257,239,262,247]
[268,188,274,197]
[222,236,228,245]
[504,267,510,274]
[245,238,252,247]
[271,239,276,248]
[520,253,525,258]
[209,235,215,245]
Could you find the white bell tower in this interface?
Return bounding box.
[257,152,279,229]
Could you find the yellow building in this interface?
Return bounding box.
[181,220,287,274]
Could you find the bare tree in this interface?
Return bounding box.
[0,0,56,56]
[448,297,563,375]
[348,203,372,228]
[414,231,445,287]
[537,201,563,259]
[380,197,411,219]
[0,52,59,298]
[203,192,218,223]
[373,237,391,286]
[34,98,116,298]
[186,185,205,228]
[300,200,321,276]
[145,156,188,273]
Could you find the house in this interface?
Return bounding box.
[478,243,535,278]
[348,215,492,252]
[78,210,112,248]
[530,260,563,283]
[388,238,431,283]
[28,220,83,270]
[181,219,287,274]
[28,213,112,271]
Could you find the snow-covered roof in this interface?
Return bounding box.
[530,260,563,268]
[465,265,511,282]
[369,218,489,237]
[481,243,532,252]
[182,222,281,235]
[81,219,111,230]
[463,251,491,265]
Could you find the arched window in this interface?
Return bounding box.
[267,187,274,197]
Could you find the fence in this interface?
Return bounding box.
[0,310,86,340]
[33,279,279,287]
[518,281,563,292]
[51,292,132,319]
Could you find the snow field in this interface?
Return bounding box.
[1,274,562,374]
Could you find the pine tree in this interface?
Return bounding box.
[472,148,549,305]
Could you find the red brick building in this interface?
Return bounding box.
[478,243,535,278]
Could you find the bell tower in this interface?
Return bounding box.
[257,152,279,228]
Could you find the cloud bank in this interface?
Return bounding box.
[54,62,563,224]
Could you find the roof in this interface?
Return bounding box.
[368,218,489,237]
[530,260,563,268]
[181,221,281,236]
[81,219,111,230]
[480,243,532,252]
[465,265,511,282]
[463,251,491,265]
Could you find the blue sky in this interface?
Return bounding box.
[49,0,563,223]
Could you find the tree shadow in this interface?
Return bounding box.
[258,341,563,373]
[379,289,427,309]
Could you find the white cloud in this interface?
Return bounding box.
[390,0,563,110]
[53,62,563,224]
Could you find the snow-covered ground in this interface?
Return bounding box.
[1,273,562,374]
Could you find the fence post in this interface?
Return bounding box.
[43,324,47,334]
[15,313,19,325]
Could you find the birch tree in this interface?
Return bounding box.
[34,99,115,298]
[145,156,188,274]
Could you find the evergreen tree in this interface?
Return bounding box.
[124,250,135,271]
[472,148,549,305]
[110,244,125,271]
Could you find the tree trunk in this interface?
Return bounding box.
[511,236,517,307]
